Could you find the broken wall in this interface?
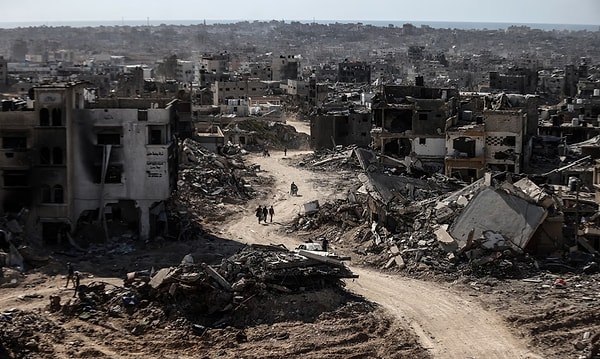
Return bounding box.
[412,99,449,136]
[310,112,371,149]
[445,127,486,181]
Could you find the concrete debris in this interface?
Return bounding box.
[223,119,310,152]
[303,200,320,215]
[289,152,599,279]
[0,308,65,356]
[0,210,45,272]
[291,145,364,171]
[0,243,356,357]
[177,138,270,223]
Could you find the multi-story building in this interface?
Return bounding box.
[211,80,273,105]
[371,84,459,173]
[0,83,179,243]
[311,110,371,149]
[175,60,195,84]
[271,55,299,82]
[244,61,272,81]
[338,61,371,83]
[489,67,538,94]
[445,92,532,181]
[198,53,229,75]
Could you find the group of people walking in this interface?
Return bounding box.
[256,205,275,223]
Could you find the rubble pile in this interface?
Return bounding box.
[220,244,356,289]
[178,138,272,221]
[478,272,600,359]
[0,210,51,272]
[287,199,366,232]
[43,245,356,333]
[223,119,310,150]
[288,170,599,280]
[0,308,65,358]
[292,145,363,171]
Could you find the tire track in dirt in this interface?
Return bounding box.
[347,268,543,359]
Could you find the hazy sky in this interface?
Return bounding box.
[0,0,598,25]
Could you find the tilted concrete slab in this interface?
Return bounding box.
[449,187,547,249]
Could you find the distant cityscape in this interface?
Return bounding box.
[0,19,597,31]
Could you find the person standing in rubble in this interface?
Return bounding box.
[284,147,287,156]
[322,238,328,252]
[255,205,263,223]
[65,262,75,288]
[73,272,80,297]
[268,206,274,222]
[262,206,268,223]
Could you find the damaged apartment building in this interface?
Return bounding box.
[368,80,541,182]
[370,79,459,174]
[0,82,179,243]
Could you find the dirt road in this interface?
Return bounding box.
[220,149,543,359]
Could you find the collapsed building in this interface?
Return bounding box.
[292,147,600,277]
[0,82,179,243]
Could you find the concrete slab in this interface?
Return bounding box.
[449,187,547,249]
[303,200,320,215]
[149,267,175,289]
[434,225,458,252]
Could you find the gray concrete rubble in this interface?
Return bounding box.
[177,138,269,223]
[29,244,357,330]
[289,147,599,279]
[0,210,49,274]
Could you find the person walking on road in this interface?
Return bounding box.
[255,206,263,223]
[284,147,287,156]
[268,206,274,222]
[290,182,298,196]
[262,206,268,223]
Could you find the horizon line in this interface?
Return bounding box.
[0,19,598,26]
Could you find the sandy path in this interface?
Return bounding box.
[225,149,543,359]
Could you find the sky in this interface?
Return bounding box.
[0,0,598,25]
